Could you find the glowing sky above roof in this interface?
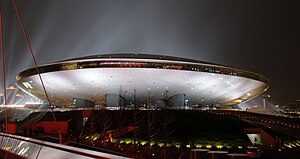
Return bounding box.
[1,0,299,104]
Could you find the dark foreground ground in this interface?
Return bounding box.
[14,110,300,159]
[18,110,300,158]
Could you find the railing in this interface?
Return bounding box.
[0,133,131,159]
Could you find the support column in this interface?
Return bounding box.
[105,94,125,108]
[73,98,95,108]
[167,94,186,109]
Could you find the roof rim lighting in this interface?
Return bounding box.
[17,54,268,84]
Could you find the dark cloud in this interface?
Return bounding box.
[1,0,299,104]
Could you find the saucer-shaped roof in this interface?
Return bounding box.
[16,54,268,107]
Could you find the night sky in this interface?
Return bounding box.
[1,0,299,105]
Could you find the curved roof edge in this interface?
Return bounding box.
[58,53,223,66]
[16,53,269,84]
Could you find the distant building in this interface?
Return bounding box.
[286,101,300,113]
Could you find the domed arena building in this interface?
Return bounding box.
[16,54,268,109]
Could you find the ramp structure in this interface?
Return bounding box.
[244,128,278,149]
